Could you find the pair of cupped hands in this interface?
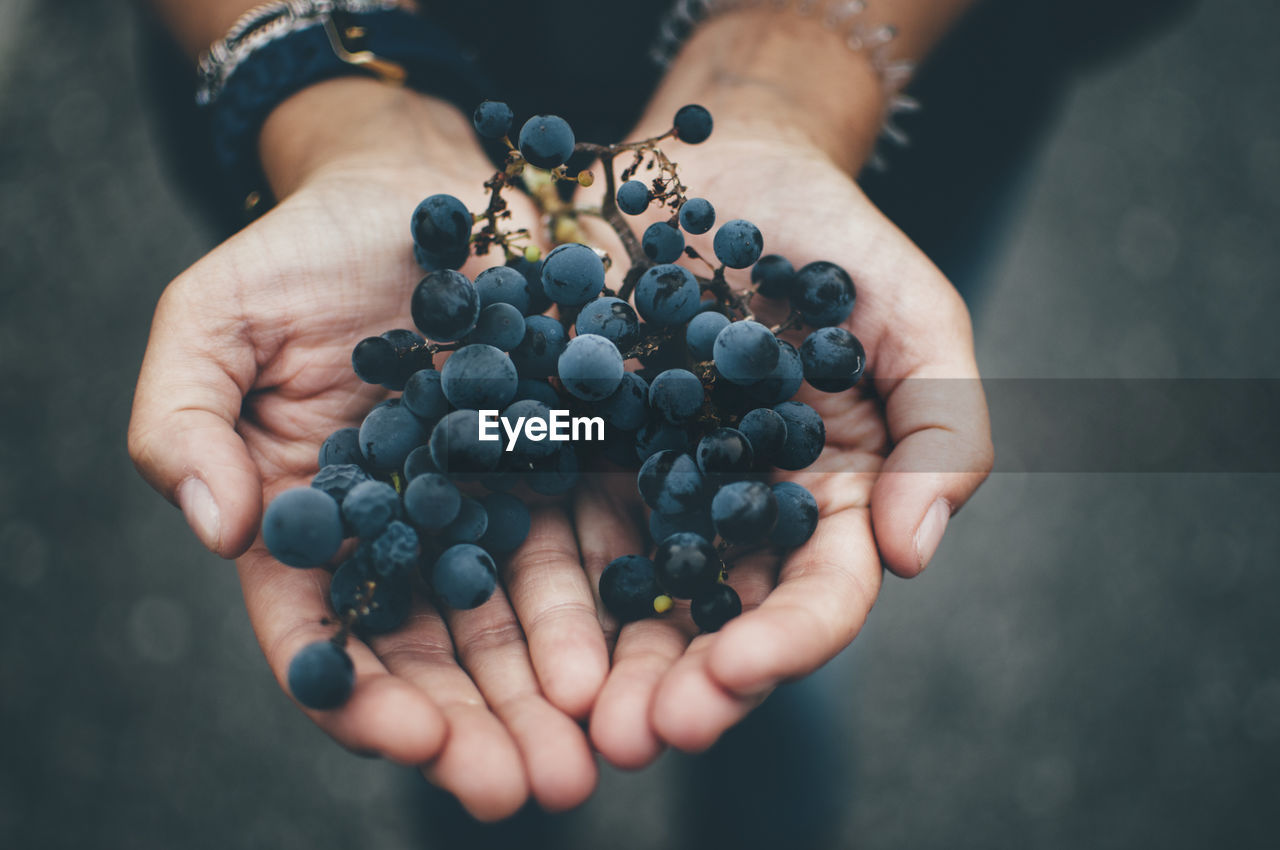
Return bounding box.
[128,78,991,819]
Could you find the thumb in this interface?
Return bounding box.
[129,281,262,558]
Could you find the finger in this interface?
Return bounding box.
[443,589,598,812]
[368,600,530,822]
[129,278,262,557]
[500,506,609,720]
[236,548,448,765]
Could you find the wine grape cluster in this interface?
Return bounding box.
[263,103,866,711]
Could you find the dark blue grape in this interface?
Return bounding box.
[518,114,576,169]
[711,480,778,544]
[507,257,552,315]
[411,194,472,256]
[263,487,343,568]
[713,320,779,385]
[473,100,513,139]
[430,409,502,475]
[403,369,448,421]
[311,464,371,506]
[475,265,531,314]
[638,450,705,515]
[600,555,660,622]
[558,334,624,401]
[649,507,716,544]
[359,403,428,471]
[800,327,866,392]
[351,336,398,385]
[440,496,489,545]
[793,261,856,327]
[773,401,826,470]
[642,222,685,264]
[433,544,498,609]
[635,418,691,460]
[712,219,763,269]
[673,104,713,144]
[368,520,419,577]
[319,427,364,468]
[575,297,640,349]
[738,408,787,465]
[686,311,729,360]
[330,558,412,634]
[691,584,741,632]
[515,378,561,408]
[379,329,432,391]
[412,269,480,342]
[595,372,649,430]
[696,428,754,478]
[414,241,468,272]
[541,243,605,306]
[649,368,704,423]
[616,180,651,215]
[635,263,701,326]
[653,532,720,598]
[288,641,354,710]
[440,343,518,409]
[403,472,461,531]
[751,254,796,299]
[465,303,526,351]
[770,482,819,548]
[403,444,438,481]
[341,479,401,539]
[501,399,557,461]
[509,315,568,378]
[477,493,531,554]
[529,443,580,495]
[750,338,804,404]
[679,197,715,235]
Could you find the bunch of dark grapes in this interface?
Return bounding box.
[262,102,865,711]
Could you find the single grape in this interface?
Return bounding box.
[634,263,701,326]
[691,584,741,632]
[738,408,788,466]
[510,314,568,377]
[440,343,518,409]
[402,369,448,421]
[403,472,461,531]
[800,327,866,392]
[642,222,685,264]
[330,558,412,634]
[287,641,354,710]
[678,197,715,235]
[518,114,576,169]
[793,261,856,327]
[465,303,526,352]
[575,297,640,349]
[616,180,651,215]
[638,450,705,515]
[432,544,498,609]
[440,496,489,545]
[770,481,819,548]
[750,338,804,404]
[411,269,481,342]
[541,242,605,306]
[263,487,344,568]
[411,194,472,256]
[514,378,561,409]
[713,320,780,385]
[473,100,513,139]
[502,399,558,461]
[311,464,371,506]
[429,409,503,476]
[477,492,531,554]
[341,479,401,539]
[600,555,661,622]
[368,520,420,577]
[319,427,364,468]
[773,401,826,470]
[751,254,796,299]
[595,371,649,430]
[506,256,552,315]
[673,104,713,144]
[359,403,428,471]
[696,427,754,479]
[414,241,468,272]
[686,311,729,360]
[649,368,704,423]
[653,532,720,598]
[403,444,439,481]
[379,329,432,391]
[351,336,398,386]
[475,265,530,314]
[635,418,691,461]
[558,334,625,401]
[528,443,580,495]
[711,480,778,544]
[712,219,763,269]
[649,507,716,544]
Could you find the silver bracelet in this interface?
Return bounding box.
[650,0,920,169]
[196,0,402,105]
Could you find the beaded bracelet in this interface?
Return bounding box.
[650,0,921,170]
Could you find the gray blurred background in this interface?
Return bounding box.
[2,0,1278,848]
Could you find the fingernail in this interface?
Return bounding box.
[913,497,951,572]
[178,477,221,553]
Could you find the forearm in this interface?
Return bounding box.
[647,0,979,173]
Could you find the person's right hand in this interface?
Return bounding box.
[127,79,606,819]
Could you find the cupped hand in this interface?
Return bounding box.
[127,80,608,818]
[584,124,994,767]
